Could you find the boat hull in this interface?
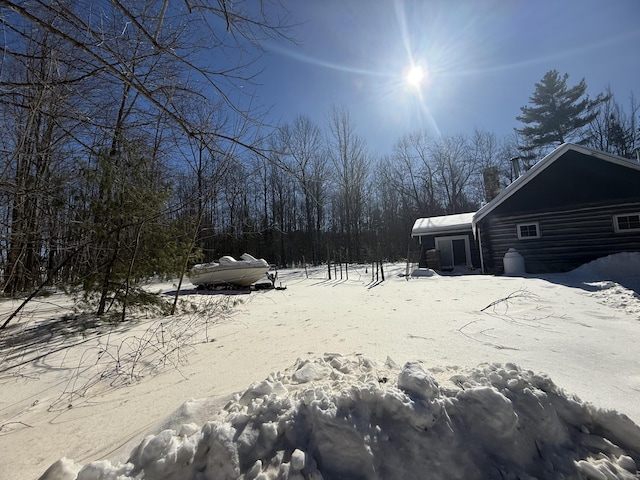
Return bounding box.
[187,254,269,287]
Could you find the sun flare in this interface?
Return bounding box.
[405,65,427,88]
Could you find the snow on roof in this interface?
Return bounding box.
[412,212,475,236]
[472,143,640,228]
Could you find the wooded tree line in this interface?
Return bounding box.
[0,0,291,318]
[1,2,638,317]
[189,110,521,268]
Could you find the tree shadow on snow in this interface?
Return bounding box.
[0,313,139,376]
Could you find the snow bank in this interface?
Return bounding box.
[568,252,640,316]
[41,354,640,480]
[570,252,640,282]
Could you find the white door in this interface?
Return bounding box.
[435,235,471,269]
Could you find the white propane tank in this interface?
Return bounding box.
[503,248,525,276]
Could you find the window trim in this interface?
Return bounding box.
[516,222,540,240]
[613,213,640,233]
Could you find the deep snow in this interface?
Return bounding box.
[42,355,640,480]
[1,253,640,479]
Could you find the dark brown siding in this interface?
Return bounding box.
[479,203,640,274]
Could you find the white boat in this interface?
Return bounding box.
[187,253,270,288]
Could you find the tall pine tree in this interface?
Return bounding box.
[516,70,607,157]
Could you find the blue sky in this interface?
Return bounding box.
[254,0,640,155]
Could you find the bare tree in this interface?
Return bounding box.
[369,158,414,259]
[585,87,639,159]
[0,0,291,143]
[275,115,328,263]
[429,134,476,214]
[0,13,80,294]
[468,130,505,204]
[265,145,298,265]
[386,131,440,216]
[327,106,370,261]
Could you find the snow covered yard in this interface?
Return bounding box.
[1,254,640,479]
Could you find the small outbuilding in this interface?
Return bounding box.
[412,143,640,274]
[411,212,480,271]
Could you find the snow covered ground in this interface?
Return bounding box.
[1,253,640,479]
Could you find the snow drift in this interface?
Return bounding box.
[41,354,640,480]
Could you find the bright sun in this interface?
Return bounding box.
[405,65,426,88]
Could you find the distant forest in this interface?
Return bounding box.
[1,2,638,314]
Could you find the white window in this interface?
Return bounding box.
[517,222,540,239]
[614,213,640,233]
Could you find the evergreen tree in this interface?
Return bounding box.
[516,70,607,157]
[75,143,181,318]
